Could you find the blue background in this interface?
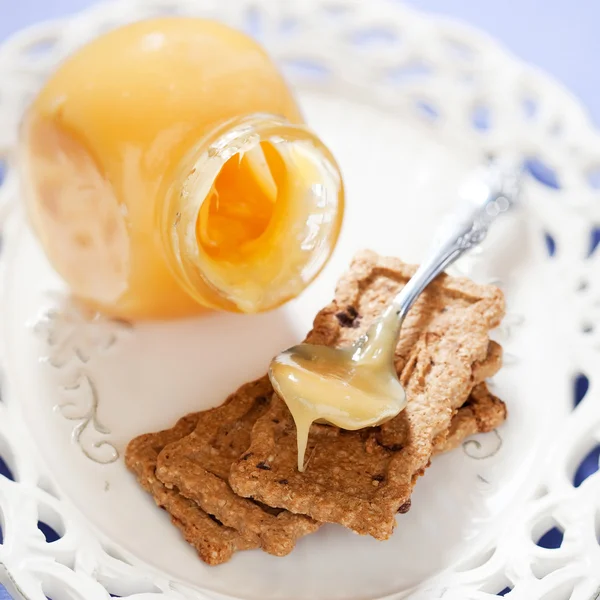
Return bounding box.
[0,1,598,598]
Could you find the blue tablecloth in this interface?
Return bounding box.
[0,2,599,598]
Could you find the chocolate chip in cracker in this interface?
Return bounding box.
[334,305,360,328]
[380,443,404,453]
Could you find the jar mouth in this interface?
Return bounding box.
[163,113,344,313]
[196,140,280,263]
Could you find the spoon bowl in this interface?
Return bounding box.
[269,342,406,429]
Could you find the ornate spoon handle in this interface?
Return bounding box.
[386,160,521,323]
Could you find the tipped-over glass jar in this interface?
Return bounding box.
[19,18,344,319]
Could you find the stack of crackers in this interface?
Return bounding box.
[126,251,506,565]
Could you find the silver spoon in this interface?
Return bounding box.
[269,161,521,471]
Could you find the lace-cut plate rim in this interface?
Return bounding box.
[0,1,599,600]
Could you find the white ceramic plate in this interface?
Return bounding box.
[1,2,599,599]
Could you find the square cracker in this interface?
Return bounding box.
[156,378,321,557]
[125,414,258,566]
[229,251,505,540]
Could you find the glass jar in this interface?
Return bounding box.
[19,18,344,319]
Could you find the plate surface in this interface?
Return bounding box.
[0,1,599,600]
[1,92,568,599]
